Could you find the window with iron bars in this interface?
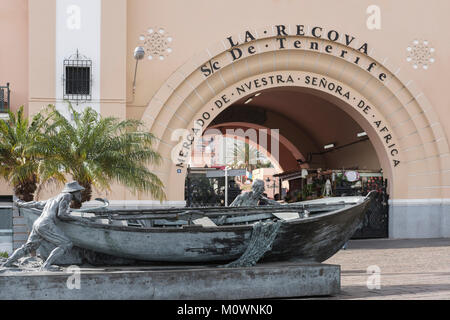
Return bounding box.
[63,51,92,103]
[0,83,10,113]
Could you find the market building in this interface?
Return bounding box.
[0,0,449,241]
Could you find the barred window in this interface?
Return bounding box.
[0,83,10,112]
[65,66,90,95]
[63,50,92,103]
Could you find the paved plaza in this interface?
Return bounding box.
[319,238,450,300]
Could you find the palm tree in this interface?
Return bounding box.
[228,140,272,171]
[0,106,48,201]
[36,104,166,207]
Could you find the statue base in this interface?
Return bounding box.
[0,262,340,299]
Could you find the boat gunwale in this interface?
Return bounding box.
[74,195,365,216]
[20,195,370,234]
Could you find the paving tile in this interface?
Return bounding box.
[301,238,450,300]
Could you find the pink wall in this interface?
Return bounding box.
[0,0,28,196]
[0,0,28,113]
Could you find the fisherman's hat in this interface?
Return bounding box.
[62,181,85,193]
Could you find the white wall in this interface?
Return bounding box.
[55,0,101,117]
[389,200,450,238]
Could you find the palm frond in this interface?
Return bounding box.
[37,103,166,201]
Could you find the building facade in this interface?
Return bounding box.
[0,0,449,238]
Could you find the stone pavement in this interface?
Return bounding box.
[319,238,450,300]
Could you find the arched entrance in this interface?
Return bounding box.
[140,25,449,237]
[207,87,383,173]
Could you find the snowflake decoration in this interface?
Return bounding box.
[138,27,173,61]
[406,39,435,70]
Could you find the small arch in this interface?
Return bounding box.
[207,121,307,172]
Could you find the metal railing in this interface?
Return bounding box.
[0,83,10,113]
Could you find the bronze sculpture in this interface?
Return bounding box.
[1,181,84,271]
[230,179,280,206]
[1,178,374,267]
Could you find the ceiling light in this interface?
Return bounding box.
[254,93,261,97]
[324,143,335,149]
[244,98,253,104]
[357,132,367,137]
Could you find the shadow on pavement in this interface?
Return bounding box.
[344,238,450,250]
[334,283,450,299]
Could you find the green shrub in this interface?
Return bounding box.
[0,252,9,258]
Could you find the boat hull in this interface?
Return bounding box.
[21,195,371,264]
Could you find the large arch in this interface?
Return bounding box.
[141,25,449,205]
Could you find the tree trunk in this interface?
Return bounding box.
[14,175,37,202]
[80,181,92,202]
[70,180,92,209]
